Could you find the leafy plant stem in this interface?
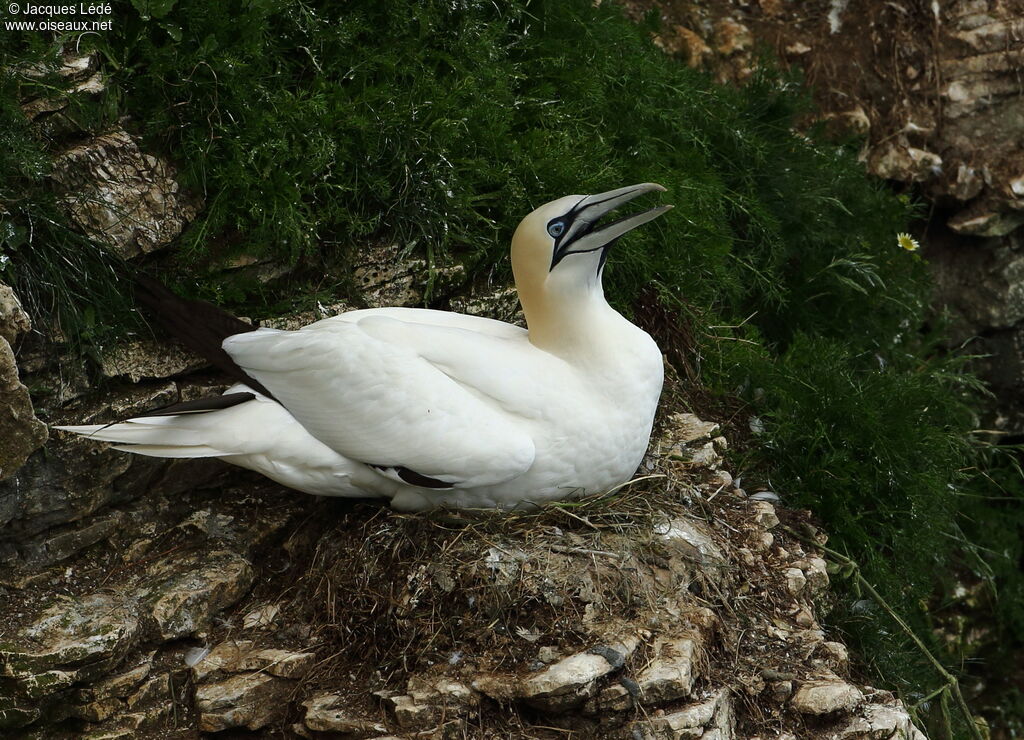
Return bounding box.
[782,525,983,740]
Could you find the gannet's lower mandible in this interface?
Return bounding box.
[56,184,672,511]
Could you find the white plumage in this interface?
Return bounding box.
[56,184,671,511]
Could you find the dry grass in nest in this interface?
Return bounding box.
[286,467,716,692]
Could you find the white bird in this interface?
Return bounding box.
[56,184,671,511]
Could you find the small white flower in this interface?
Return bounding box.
[896,232,920,252]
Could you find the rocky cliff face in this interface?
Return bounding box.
[1,329,926,738]
[630,0,1024,434]
[0,48,938,738]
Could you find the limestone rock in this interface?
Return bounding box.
[124,673,170,710]
[138,550,255,640]
[0,282,31,346]
[710,470,733,488]
[0,283,46,481]
[653,25,712,68]
[816,641,849,671]
[353,242,465,308]
[948,200,1024,237]
[187,640,250,681]
[261,300,351,331]
[794,557,830,596]
[384,694,438,729]
[930,237,1024,333]
[407,675,477,709]
[17,52,106,143]
[0,381,215,542]
[474,636,638,712]
[0,592,141,700]
[0,337,47,482]
[869,141,943,183]
[242,603,281,630]
[70,657,153,721]
[525,639,636,711]
[925,229,1024,429]
[195,672,292,732]
[665,413,721,445]
[631,689,731,739]
[49,129,199,259]
[656,517,727,573]
[784,567,807,596]
[0,434,225,562]
[585,681,635,713]
[191,639,315,681]
[19,511,125,570]
[69,694,127,723]
[837,698,926,739]
[215,252,293,284]
[714,18,752,55]
[0,434,131,539]
[0,695,42,730]
[303,693,387,735]
[91,702,172,736]
[99,338,206,382]
[682,441,724,469]
[235,646,315,679]
[448,285,523,324]
[790,678,864,715]
[750,501,780,530]
[636,636,700,705]
[477,652,610,707]
[655,414,727,472]
[73,656,153,702]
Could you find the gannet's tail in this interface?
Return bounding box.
[53,386,266,459]
[53,386,373,498]
[53,417,235,458]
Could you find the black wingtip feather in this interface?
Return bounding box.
[96,392,259,430]
[132,275,276,399]
[128,392,259,419]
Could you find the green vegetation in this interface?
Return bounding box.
[0,48,132,342]
[2,0,1022,732]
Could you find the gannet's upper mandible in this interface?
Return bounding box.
[56,184,672,511]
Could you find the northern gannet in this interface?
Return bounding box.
[57,184,671,511]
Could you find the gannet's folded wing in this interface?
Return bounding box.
[346,315,562,418]
[222,326,536,487]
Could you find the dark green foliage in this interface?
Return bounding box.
[0,39,133,343]
[2,0,1021,721]
[725,333,981,689]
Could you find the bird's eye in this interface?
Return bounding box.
[547,221,565,238]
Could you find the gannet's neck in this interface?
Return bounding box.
[512,229,623,360]
[522,283,616,356]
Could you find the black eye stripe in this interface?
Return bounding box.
[547,213,583,243]
[548,211,590,269]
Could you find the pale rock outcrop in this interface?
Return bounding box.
[0,282,46,482]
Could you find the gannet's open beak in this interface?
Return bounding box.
[551,183,672,269]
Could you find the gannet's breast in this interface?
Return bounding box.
[385,317,664,511]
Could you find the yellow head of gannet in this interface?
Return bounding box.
[512,183,671,352]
